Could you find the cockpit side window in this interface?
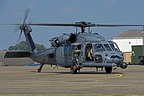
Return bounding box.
[103,44,112,51]
[94,44,105,52]
[110,43,120,51]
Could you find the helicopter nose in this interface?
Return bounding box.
[107,55,123,64]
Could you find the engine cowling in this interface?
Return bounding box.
[50,37,58,46]
[50,33,77,46]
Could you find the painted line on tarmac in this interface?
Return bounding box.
[117,74,123,77]
[107,74,124,79]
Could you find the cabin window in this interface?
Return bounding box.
[94,44,105,52]
[74,44,82,56]
[95,55,102,63]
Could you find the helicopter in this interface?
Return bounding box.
[4,9,144,74]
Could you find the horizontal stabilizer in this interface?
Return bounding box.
[4,51,31,58]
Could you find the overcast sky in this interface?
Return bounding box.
[0,0,144,50]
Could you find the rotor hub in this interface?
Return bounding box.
[74,21,96,32]
[75,21,96,27]
[19,25,32,33]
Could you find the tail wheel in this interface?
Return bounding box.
[70,65,77,74]
[105,67,112,73]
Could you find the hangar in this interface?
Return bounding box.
[112,30,144,64]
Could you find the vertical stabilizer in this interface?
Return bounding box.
[21,25,36,52]
[24,30,36,52]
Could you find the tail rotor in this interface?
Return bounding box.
[14,8,31,43]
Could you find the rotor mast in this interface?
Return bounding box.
[74,21,96,33]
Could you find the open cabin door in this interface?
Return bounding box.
[85,43,94,61]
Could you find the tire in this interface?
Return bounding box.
[37,68,41,72]
[105,67,112,73]
[70,65,77,74]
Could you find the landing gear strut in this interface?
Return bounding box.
[38,64,44,72]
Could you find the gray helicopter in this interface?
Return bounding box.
[5,9,144,74]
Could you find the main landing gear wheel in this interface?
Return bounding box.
[37,64,44,72]
[38,68,42,72]
[105,67,112,73]
[70,65,77,74]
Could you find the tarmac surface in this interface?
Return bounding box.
[0,65,144,94]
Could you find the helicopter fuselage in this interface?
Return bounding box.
[30,32,127,73]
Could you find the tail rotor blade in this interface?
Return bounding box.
[16,30,23,44]
[23,8,30,24]
[13,25,20,33]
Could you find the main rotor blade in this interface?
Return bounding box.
[1,22,144,28]
[13,25,20,33]
[29,23,76,27]
[29,23,144,27]
[96,24,144,27]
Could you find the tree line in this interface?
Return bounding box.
[8,41,46,51]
